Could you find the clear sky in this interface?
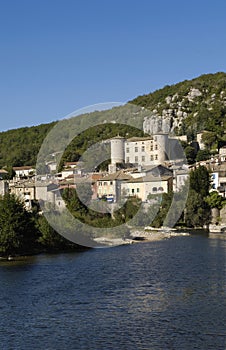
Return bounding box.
[0,0,226,132]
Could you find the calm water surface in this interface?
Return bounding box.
[0,233,225,350]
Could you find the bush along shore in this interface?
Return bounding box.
[0,193,89,259]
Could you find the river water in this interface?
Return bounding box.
[0,233,225,350]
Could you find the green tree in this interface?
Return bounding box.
[0,193,39,256]
[196,149,211,162]
[189,166,210,197]
[205,191,226,210]
[201,132,217,150]
[184,146,196,164]
[37,215,77,252]
[185,190,211,227]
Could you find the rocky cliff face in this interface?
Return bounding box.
[131,72,226,137]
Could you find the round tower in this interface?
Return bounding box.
[111,136,125,165]
[154,133,169,163]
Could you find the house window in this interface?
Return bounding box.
[137,188,140,193]
[155,154,158,160]
[103,182,107,186]
[135,147,138,152]
[142,156,145,162]
[110,181,113,185]
[126,148,129,153]
[155,144,158,150]
[150,155,154,161]
[135,156,138,162]
[152,187,157,192]
[132,188,135,194]
[150,145,153,151]
[126,157,130,163]
[142,146,145,152]
[99,182,102,186]
[158,187,164,191]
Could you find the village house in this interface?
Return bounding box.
[13,166,36,179]
[171,167,189,192]
[97,171,133,202]
[10,180,36,210]
[121,174,173,202]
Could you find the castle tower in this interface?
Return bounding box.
[110,136,125,165]
[154,133,169,163]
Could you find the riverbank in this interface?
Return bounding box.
[93,228,192,247]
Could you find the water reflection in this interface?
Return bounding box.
[0,235,225,349]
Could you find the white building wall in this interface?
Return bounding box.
[124,135,168,166]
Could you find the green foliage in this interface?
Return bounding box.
[151,192,174,228]
[196,149,211,162]
[189,166,211,197]
[0,193,39,256]
[37,216,80,252]
[0,122,56,168]
[184,146,196,164]
[62,187,143,230]
[201,132,218,150]
[0,193,87,256]
[205,191,226,210]
[183,166,212,227]
[130,72,226,138]
[185,189,211,227]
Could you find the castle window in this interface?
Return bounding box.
[103,182,107,186]
[137,188,140,193]
[99,182,102,186]
[150,155,154,161]
[110,181,113,185]
[155,155,158,160]
[150,146,153,151]
[152,187,157,192]
[142,146,145,152]
[135,147,138,152]
[158,187,164,192]
[155,144,158,150]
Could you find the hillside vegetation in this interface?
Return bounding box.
[130,72,226,140]
[0,72,226,169]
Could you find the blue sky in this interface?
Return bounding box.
[0,0,226,131]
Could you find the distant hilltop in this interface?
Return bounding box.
[0,72,226,169]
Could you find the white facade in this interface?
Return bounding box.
[13,166,36,178]
[110,134,169,168]
[121,175,172,202]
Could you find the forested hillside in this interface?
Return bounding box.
[0,122,56,168]
[0,72,226,168]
